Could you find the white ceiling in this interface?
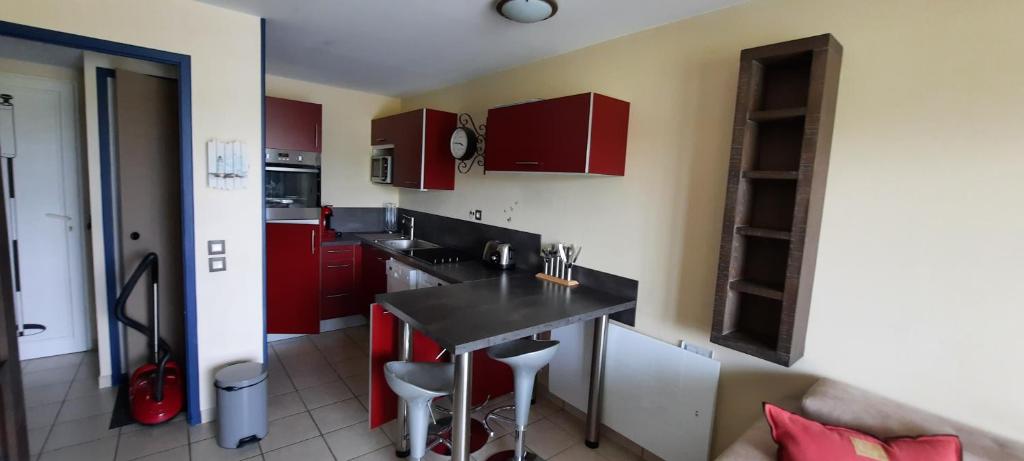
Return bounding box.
[199,0,746,96]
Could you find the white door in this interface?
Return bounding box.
[0,72,90,360]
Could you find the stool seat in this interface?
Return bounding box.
[384,361,455,461]
[484,339,559,461]
[384,362,454,399]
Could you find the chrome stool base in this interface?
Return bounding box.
[485,451,544,461]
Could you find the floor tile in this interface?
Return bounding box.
[263,436,333,461]
[24,381,72,407]
[26,401,62,429]
[23,353,84,373]
[23,365,80,387]
[299,380,354,409]
[342,326,370,346]
[189,420,217,443]
[267,391,306,421]
[329,356,368,378]
[310,398,367,433]
[134,445,189,461]
[322,423,391,460]
[44,412,119,452]
[265,374,295,397]
[190,437,261,461]
[341,373,369,397]
[55,387,118,423]
[551,443,612,461]
[37,435,117,461]
[28,425,49,455]
[64,378,109,400]
[522,419,575,459]
[258,411,320,452]
[287,365,339,390]
[545,409,585,439]
[115,418,188,460]
[594,439,643,461]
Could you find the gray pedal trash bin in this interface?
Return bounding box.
[214,362,268,449]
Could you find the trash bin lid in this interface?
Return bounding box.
[214,362,267,389]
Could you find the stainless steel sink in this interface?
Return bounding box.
[378,238,440,251]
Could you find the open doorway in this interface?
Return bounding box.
[0,22,199,459]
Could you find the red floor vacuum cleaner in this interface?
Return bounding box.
[114,252,183,425]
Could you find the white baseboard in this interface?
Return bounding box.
[98,374,112,388]
[266,315,368,343]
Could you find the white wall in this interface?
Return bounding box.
[265,75,400,208]
[400,0,1024,451]
[0,0,264,419]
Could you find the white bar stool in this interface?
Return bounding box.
[482,338,560,461]
[384,361,455,461]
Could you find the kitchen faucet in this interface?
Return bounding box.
[402,214,415,240]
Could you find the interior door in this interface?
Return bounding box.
[266,223,320,334]
[115,70,183,370]
[0,72,90,360]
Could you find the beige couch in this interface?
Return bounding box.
[716,379,1024,461]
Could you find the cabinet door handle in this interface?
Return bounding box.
[311,229,316,255]
[326,293,349,298]
[374,138,386,143]
[314,123,320,148]
[514,161,540,165]
[327,249,352,254]
[327,264,351,269]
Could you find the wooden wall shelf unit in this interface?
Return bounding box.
[712,34,843,367]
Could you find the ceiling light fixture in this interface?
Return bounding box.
[496,0,558,24]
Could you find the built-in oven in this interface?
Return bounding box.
[265,148,320,219]
[371,146,393,184]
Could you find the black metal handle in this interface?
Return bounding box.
[113,252,171,402]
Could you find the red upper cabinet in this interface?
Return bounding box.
[485,93,630,175]
[266,223,321,334]
[371,109,456,190]
[266,96,322,153]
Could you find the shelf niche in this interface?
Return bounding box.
[712,34,843,367]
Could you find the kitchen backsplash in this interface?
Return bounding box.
[330,207,385,232]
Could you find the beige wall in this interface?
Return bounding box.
[401,0,1024,453]
[265,75,400,207]
[0,0,264,419]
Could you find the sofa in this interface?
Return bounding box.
[716,379,1024,461]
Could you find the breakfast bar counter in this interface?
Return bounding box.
[375,274,637,461]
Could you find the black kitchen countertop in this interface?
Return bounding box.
[375,274,636,355]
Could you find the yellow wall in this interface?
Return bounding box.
[0,0,264,419]
[265,75,400,208]
[401,0,1024,452]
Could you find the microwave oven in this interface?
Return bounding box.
[371,152,392,184]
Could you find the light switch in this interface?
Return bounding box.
[209,257,227,272]
[208,240,226,255]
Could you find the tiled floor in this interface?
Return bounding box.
[20,324,644,461]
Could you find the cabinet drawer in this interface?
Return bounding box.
[323,245,356,262]
[322,292,358,319]
[323,263,355,293]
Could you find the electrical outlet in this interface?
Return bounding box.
[474,210,482,220]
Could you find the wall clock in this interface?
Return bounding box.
[450,126,478,161]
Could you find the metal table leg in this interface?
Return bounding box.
[585,314,610,448]
[451,351,473,461]
[396,321,413,457]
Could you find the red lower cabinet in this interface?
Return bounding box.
[321,244,362,319]
[368,305,515,429]
[266,223,320,334]
[369,304,398,429]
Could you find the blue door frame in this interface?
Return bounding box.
[0,19,201,424]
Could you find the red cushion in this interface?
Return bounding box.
[764,403,962,461]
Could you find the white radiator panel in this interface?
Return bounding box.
[549,321,720,461]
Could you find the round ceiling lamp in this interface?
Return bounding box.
[496,0,558,24]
